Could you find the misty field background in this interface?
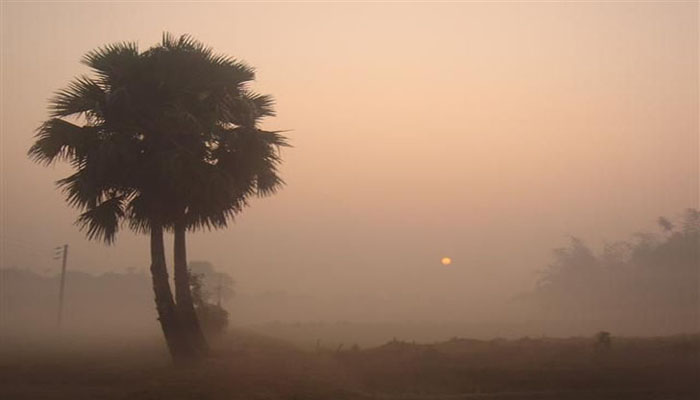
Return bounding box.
[1,1,698,399]
[1,210,698,398]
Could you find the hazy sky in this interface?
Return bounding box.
[1,2,697,321]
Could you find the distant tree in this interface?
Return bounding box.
[681,208,700,234]
[189,268,230,336]
[189,261,235,304]
[536,237,599,293]
[594,331,612,352]
[657,216,674,233]
[531,209,699,332]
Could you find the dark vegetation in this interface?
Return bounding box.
[521,208,699,335]
[190,262,233,336]
[1,331,697,399]
[28,33,287,362]
[339,335,699,397]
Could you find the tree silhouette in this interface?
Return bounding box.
[146,34,287,354]
[28,33,287,362]
[189,264,232,336]
[530,209,699,333]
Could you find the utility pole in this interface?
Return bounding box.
[216,275,222,307]
[54,244,68,328]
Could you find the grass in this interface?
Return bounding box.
[0,330,698,399]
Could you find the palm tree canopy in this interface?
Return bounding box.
[29,33,289,243]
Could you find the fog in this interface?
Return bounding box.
[1,2,698,345]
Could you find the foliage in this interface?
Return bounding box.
[28,33,289,242]
[189,261,235,304]
[189,263,232,336]
[531,208,699,331]
[594,331,612,352]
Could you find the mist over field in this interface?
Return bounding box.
[2,208,698,347]
[0,2,698,399]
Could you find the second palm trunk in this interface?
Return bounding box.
[150,224,196,362]
[173,221,209,355]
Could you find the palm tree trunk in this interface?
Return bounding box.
[173,220,209,355]
[150,223,194,362]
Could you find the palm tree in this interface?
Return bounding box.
[142,35,288,354]
[130,35,287,354]
[27,40,199,360]
[27,81,195,360]
[28,34,287,362]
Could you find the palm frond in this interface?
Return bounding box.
[34,33,289,239]
[28,119,99,165]
[256,170,284,197]
[125,193,153,234]
[76,195,125,244]
[57,169,102,210]
[50,76,106,120]
[258,130,292,148]
[82,41,140,76]
[244,92,276,120]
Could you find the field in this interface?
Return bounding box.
[1,331,698,400]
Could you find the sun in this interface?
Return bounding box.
[441,257,452,266]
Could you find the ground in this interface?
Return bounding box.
[0,330,698,399]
